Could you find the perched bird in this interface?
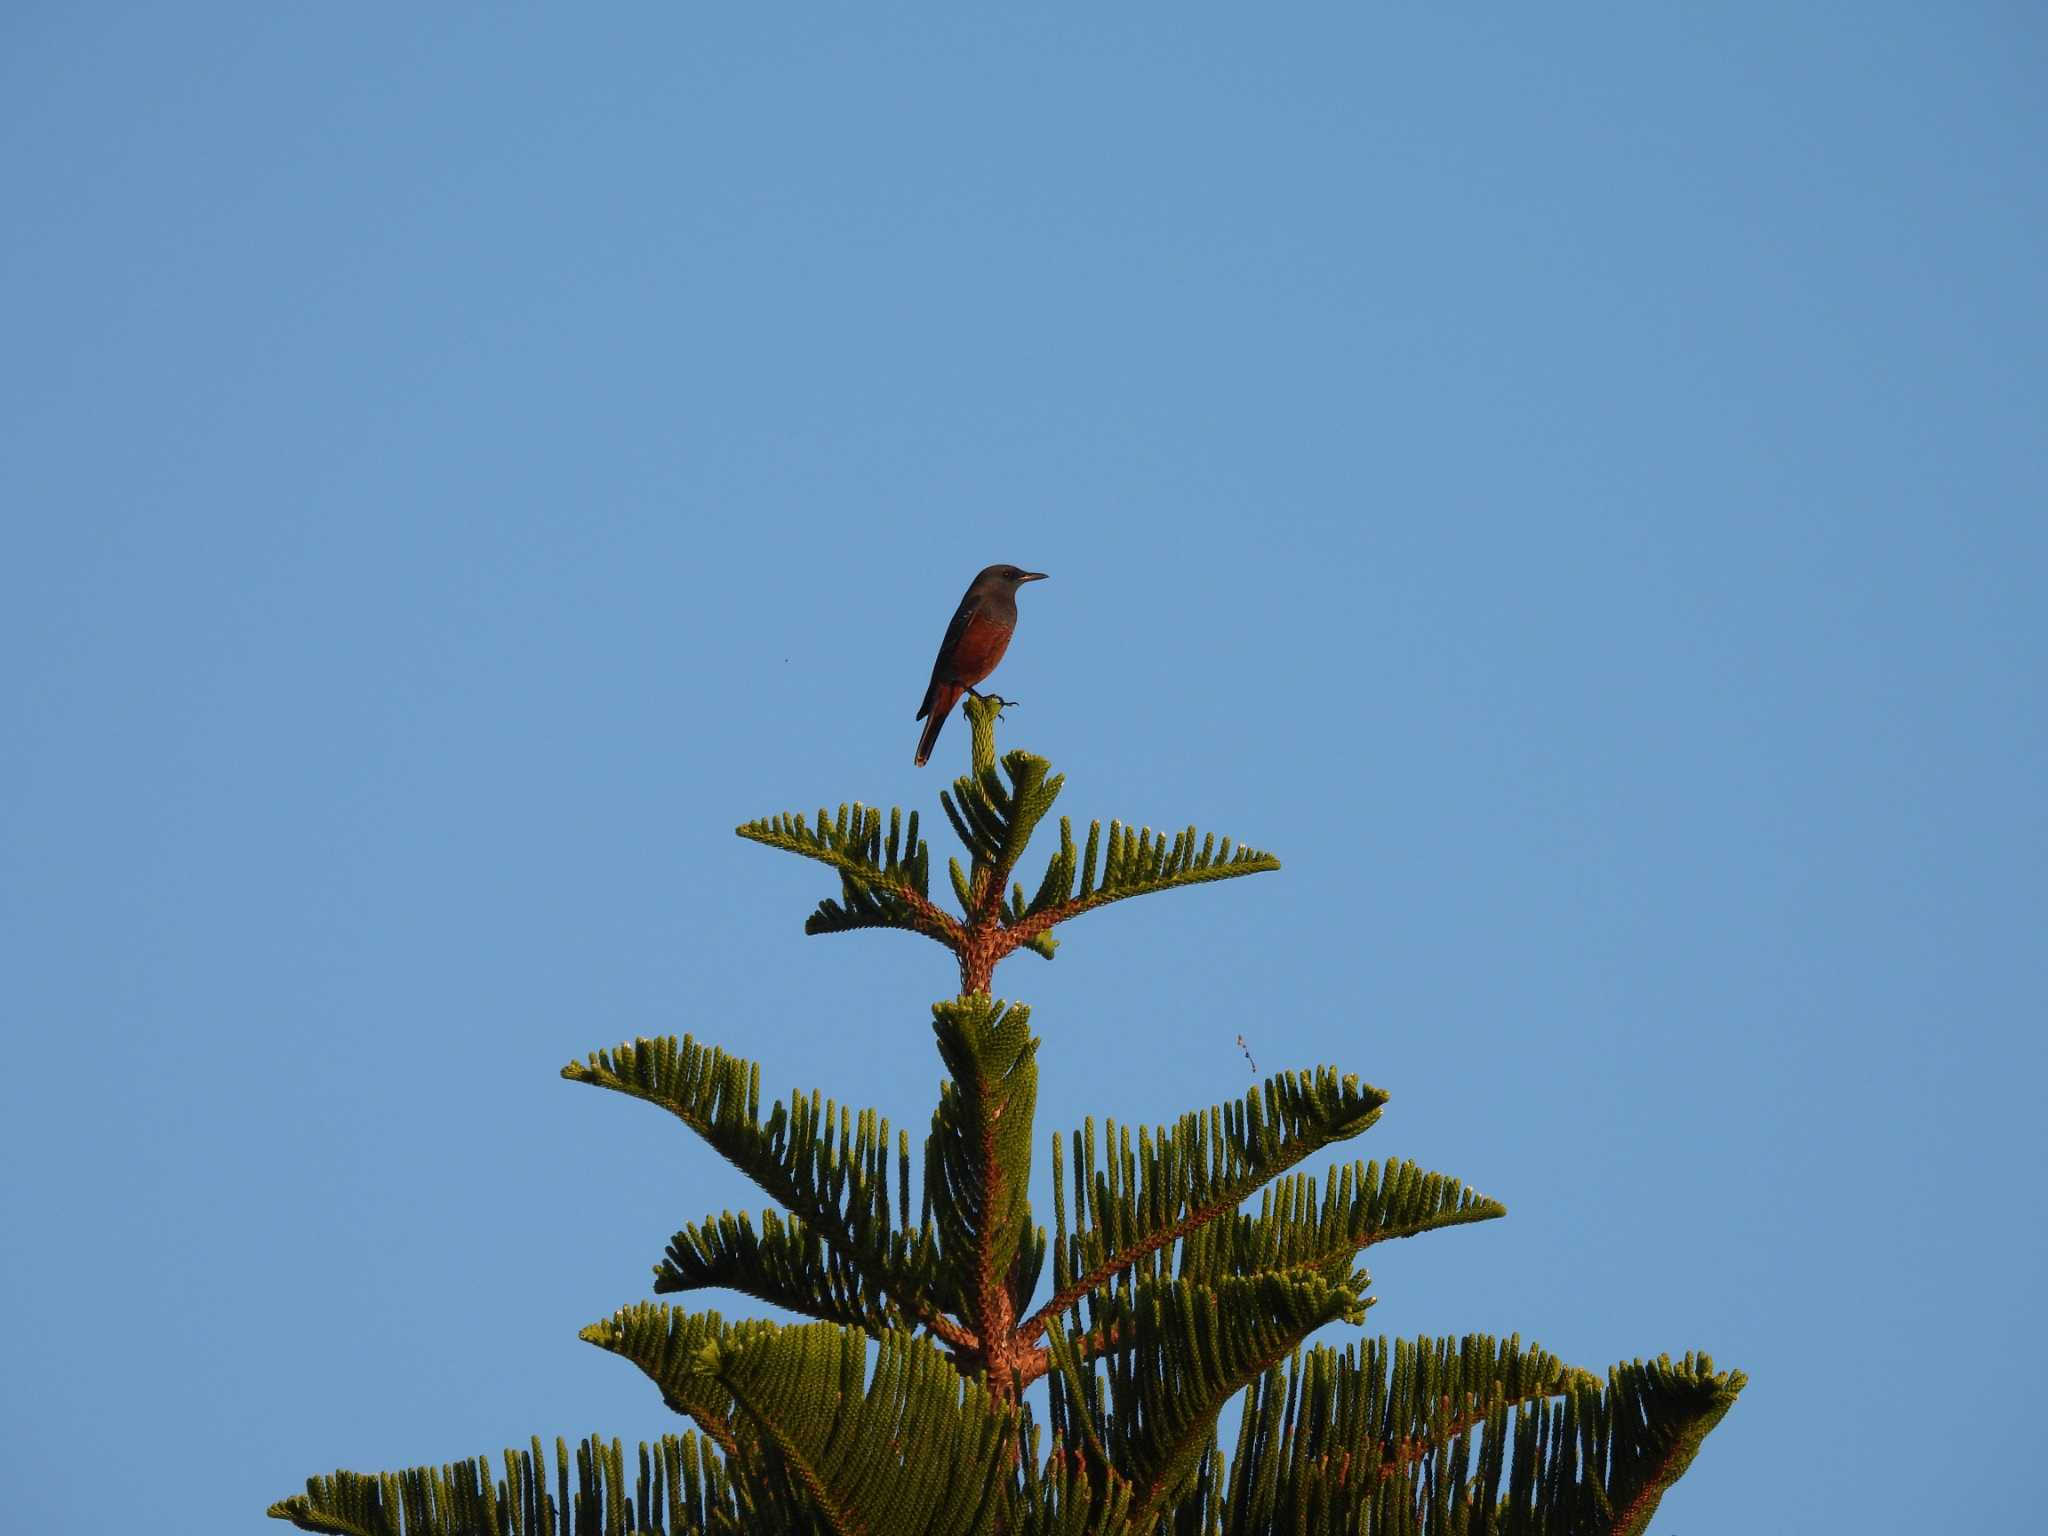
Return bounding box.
[914,564,1048,766]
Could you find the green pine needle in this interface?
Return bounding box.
[271,1430,745,1536]
[733,717,1278,981]
[1048,1271,1365,1524]
[565,1036,964,1336]
[1034,1069,1391,1338]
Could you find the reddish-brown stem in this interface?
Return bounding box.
[673,1402,744,1462]
[970,1069,1022,1395]
[957,922,1002,996]
[993,899,1082,952]
[1020,1119,1336,1345]
[1006,1316,1127,1389]
[919,1309,977,1353]
[1020,1191,1241,1345]
[1268,1393,1566,1489]
[1609,1435,1694,1535]
[883,885,966,950]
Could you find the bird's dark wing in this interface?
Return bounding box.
[915,590,984,719]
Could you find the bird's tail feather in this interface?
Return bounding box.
[914,687,959,766]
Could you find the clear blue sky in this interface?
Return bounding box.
[3,8,2042,1532]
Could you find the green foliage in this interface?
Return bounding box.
[270,1341,1743,1536]
[735,802,949,948]
[928,994,1046,1339]
[655,1206,905,1334]
[943,750,1287,965]
[938,750,1064,910]
[1208,1337,1746,1536]
[1178,1159,1508,1293]
[736,695,1279,982]
[271,1431,738,1536]
[274,703,1741,1534]
[1048,1272,1367,1523]
[1219,1333,1584,1532]
[587,1307,1026,1535]
[564,1035,955,1332]
[574,1306,765,1457]
[1038,1071,1393,1336]
[1001,810,1284,946]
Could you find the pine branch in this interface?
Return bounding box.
[1047,1272,1366,1527]
[926,996,1043,1367]
[656,1208,941,1339]
[563,1037,968,1346]
[737,804,960,949]
[272,1431,741,1536]
[1173,1159,1506,1292]
[1209,1335,1743,1535]
[1029,1070,1390,1343]
[1015,1428,1141,1536]
[1047,1160,1505,1373]
[732,711,1277,987]
[690,1320,1023,1536]
[1001,816,1281,950]
[937,752,1064,921]
[580,1304,769,1459]
[1588,1353,1748,1536]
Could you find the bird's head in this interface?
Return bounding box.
[979,564,1049,590]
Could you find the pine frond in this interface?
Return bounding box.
[1001,816,1281,951]
[656,1207,942,1338]
[736,804,955,947]
[926,995,1044,1341]
[1573,1353,1746,1536]
[1207,1334,1743,1535]
[734,715,1277,978]
[272,1431,740,1536]
[1014,1427,1142,1536]
[938,751,1064,913]
[564,1038,962,1337]
[691,1318,1024,1536]
[1046,1272,1365,1526]
[1174,1160,1506,1293]
[1033,1071,1390,1340]
[580,1305,773,1456]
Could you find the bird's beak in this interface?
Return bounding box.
[1020,571,1049,582]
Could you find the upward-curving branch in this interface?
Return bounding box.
[739,695,1279,993]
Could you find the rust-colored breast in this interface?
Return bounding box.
[943,607,1016,688]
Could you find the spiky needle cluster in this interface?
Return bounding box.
[738,697,1281,993]
[273,694,1741,1536]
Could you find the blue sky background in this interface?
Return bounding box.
[4,7,2043,1532]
